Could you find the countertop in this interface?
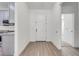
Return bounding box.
[0,26,14,33]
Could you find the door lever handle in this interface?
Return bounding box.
[36,28,37,32]
[71,30,73,32]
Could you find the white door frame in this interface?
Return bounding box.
[30,10,49,41]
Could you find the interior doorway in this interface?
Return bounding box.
[61,13,74,47]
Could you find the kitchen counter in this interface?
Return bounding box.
[0,26,14,33]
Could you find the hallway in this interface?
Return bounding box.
[15,2,79,56]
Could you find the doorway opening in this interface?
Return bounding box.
[61,2,79,56]
[61,13,74,47]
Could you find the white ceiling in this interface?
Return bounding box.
[26,2,56,9]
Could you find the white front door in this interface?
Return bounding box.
[36,14,46,41]
[30,10,48,41]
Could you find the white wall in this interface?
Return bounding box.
[74,3,79,47]
[15,2,30,55]
[47,9,56,41]
[50,3,61,49]
[76,3,79,47]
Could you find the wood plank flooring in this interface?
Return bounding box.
[20,41,79,56]
[0,41,79,56]
[20,41,61,56]
[62,42,79,56]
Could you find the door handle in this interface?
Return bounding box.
[71,30,73,32]
[36,28,37,32]
[56,31,58,33]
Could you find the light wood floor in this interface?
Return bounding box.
[62,42,79,56]
[20,41,61,56]
[20,41,79,56]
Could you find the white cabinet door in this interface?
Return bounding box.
[2,32,14,56]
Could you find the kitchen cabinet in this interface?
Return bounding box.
[2,32,14,56]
